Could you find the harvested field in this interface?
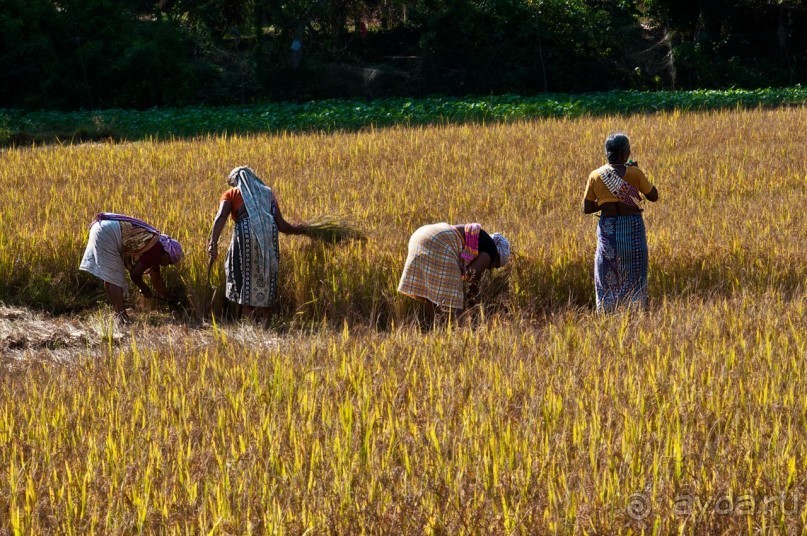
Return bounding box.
[0,107,805,533]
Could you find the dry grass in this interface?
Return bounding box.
[1,295,804,533]
[0,107,805,533]
[0,306,97,364]
[2,106,804,319]
[303,214,368,244]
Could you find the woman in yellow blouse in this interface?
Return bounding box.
[583,133,659,312]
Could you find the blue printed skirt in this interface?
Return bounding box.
[595,214,648,312]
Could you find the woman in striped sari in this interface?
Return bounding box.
[398,223,510,318]
[208,166,305,322]
[583,133,659,312]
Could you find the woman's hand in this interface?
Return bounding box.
[208,241,218,260]
[115,309,131,325]
[274,204,306,235]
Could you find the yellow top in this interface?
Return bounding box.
[584,165,654,206]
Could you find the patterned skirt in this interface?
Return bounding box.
[225,216,279,307]
[595,214,648,312]
[398,223,465,310]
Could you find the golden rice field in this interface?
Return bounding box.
[0,107,805,533]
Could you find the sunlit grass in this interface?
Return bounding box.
[0,107,805,533]
[1,107,804,320]
[1,294,805,532]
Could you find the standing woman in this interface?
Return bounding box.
[398,222,510,317]
[208,166,305,321]
[80,213,184,323]
[583,133,659,312]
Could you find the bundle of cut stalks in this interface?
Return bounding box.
[474,261,513,304]
[302,215,367,244]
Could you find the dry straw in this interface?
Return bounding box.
[303,214,367,244]
[473,260,513,306]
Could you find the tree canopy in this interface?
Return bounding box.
[1,0,805,109]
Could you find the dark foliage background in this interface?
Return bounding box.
[1,0,805,109]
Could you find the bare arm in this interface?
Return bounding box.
[273,202,306,235]
[582,174,599,214]
[644,186,659,202]
[148,267,168,299]
[208,200,232,260]
[129,261,152,296]
[464,252,493,307]
[466,252,493,282]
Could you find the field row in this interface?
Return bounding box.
[1,107,805,324]
[1,293,805,532]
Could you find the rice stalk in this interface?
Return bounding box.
[303,214,367,244]
[474,261,513,305]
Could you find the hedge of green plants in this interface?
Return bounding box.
[2,87,805,145]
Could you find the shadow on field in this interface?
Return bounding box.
[651,253,804,301]
[501,250,802,315]
[3,130,122,147]
[1,251,802,328]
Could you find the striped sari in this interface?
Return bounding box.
[225,215,279,307]
[595,214,648,312]
[225,167,280,308]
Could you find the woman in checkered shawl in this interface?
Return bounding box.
[398,222,510,317]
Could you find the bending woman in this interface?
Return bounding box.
[208,166,305,320]
[79,213,184,323]
[583,133,659,312]
[398,223,510,316]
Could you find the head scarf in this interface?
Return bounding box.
[159,236,183,264]
[92,212,183,264]
[492,233,511,266]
